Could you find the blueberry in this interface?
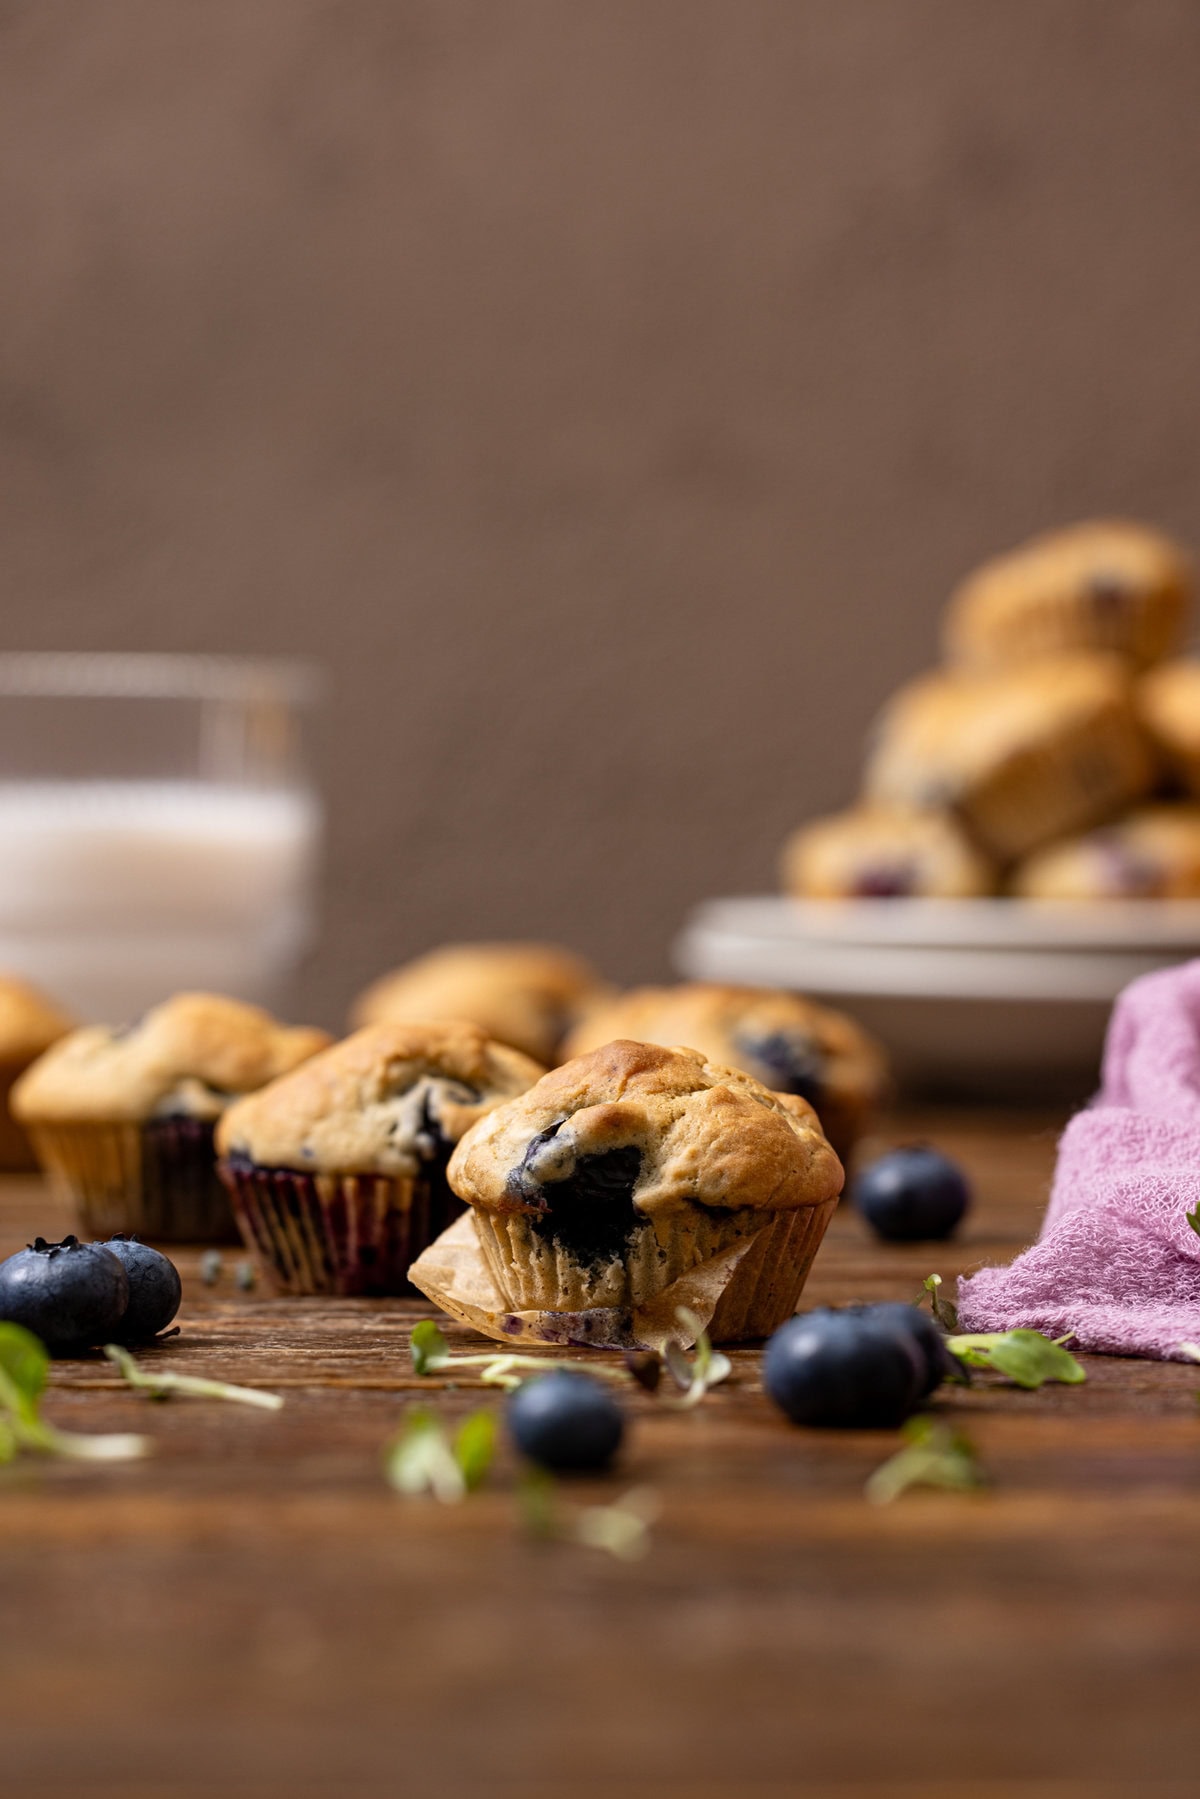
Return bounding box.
[507,1370,625,1472]
[763,1308,925,1428]
[852,1146,970,1242]
[0,1236,129,1355]
[100,1236,182,1341]
[843,1301,951,1396]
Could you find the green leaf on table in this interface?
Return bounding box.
[0,1323,48,1421]
[453,1410,497,1492]
[946,1329,1085,1390]
[1186,1205,1200,1239]
[866,1417,984,1505]
[920,1274,959,1334]
[103,1344,284,1410]
[574,1488,660,1561]
[515,1465,558,1539]
[661,1308,732,1410]
[409,1320,451,1375]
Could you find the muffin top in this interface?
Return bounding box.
[0,976,74,1067]
[943,519,1191,669]
[349,941,612,1064]
[1138,659,1200,758]
[1013,805,1200,900]
[13,993,332,1125]
[448,1039,844,1225]
[781,805,996,899]
[216,1021,544,1177]
[864,654,1143,810]
[562,983,888,1123]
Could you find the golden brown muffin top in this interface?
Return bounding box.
[448,1039,844,1222]
[780,805,997,899]
[0,976,74,1068]
[562,983,888,1122]
[13,993,331,1125]
[1138,658,1200,757]
[349,941,612,1064]
[864,654,1142,808]
[943,519,1191,668]
[216,1021,544,1177]
[1012,805,1200,900]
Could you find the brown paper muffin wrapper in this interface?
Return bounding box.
[965,704,1152,861]
[26,1117,238,1241]
[220,1161,463,1297]
[408,1197,838,1349]
[0,1061,39,1172]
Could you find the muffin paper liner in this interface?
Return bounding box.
[0,1062,39,1172]
[407,1196,838,1349]
[219,1162,463,1297]
[26,1117,238,1241]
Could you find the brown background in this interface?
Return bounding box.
[3,0,1200,1026]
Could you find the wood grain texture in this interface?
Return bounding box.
[2,1109,1199,1798]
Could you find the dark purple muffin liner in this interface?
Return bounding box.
[219,1159,465,1297]
[139,1116,239,1242]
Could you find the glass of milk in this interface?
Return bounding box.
[0,654,323,1022]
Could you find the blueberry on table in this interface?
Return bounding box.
[0,1236,129,1355]
[852,1146,970,1243]
[844,1300,951,1396]
[100,1236,182,1340]
[507,1370,625,1472]
[763,1309,925,1428]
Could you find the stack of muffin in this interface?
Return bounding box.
[783,519,1200,901]
[1,943,889,1341]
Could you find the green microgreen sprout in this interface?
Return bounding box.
[103,1344,284,1410]
[516,1465,659,1559]
[199,1250,223,1287]
[661,1308,732,1410]
[920,1275,1086,1390]
[866,1416,984,1505]
[409,1319,638,1391]
[235,1260,257,1292]
[1186,1205,1200,1239]
[384,1405,497,1502]
[0,1323,149,1462]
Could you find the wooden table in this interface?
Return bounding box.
[3,1110,1200,1799]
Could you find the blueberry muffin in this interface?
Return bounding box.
[863,655,1155,861]
[350,942,612,1065]
[563,983,887,1166]
[781,805,997,899]
[943,520,1191,670]
[1013,805,1200,900]
[447,1039,844,1342]
[0,977,74,1171]
[217,1022,543,1295]
[1137,660,1200,798]
[13,994,331,1240]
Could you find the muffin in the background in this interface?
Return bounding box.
[1138,660,1200,798]
[781,805,997,899]
[943,520,1191,671]
[0,978,74,1171]
[864,654,1155,862]
[217,1022,542,1296]
[13,994,331,1240]
[447,1039,844,1342]
[563,982,887,1167]
[350,941,611,1065]
[1012,805,1200,900]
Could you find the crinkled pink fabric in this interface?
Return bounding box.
[957,958,1200,1359]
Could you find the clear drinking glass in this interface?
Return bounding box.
[0,654,323,1022]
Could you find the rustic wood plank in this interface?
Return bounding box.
[1,1109,1198,1797]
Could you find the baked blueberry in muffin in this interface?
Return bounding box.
[564,983,887,1166]
[350,941,612,1065]
[943,520,1191,671]
[781,805,997,900]
[447,1039,844,1342]
[217,1021,543,1295]
[13,994,330,1241]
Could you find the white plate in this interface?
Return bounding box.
[673,896,1200,1097]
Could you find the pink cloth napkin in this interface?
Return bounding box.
[957,958,1200,1359]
